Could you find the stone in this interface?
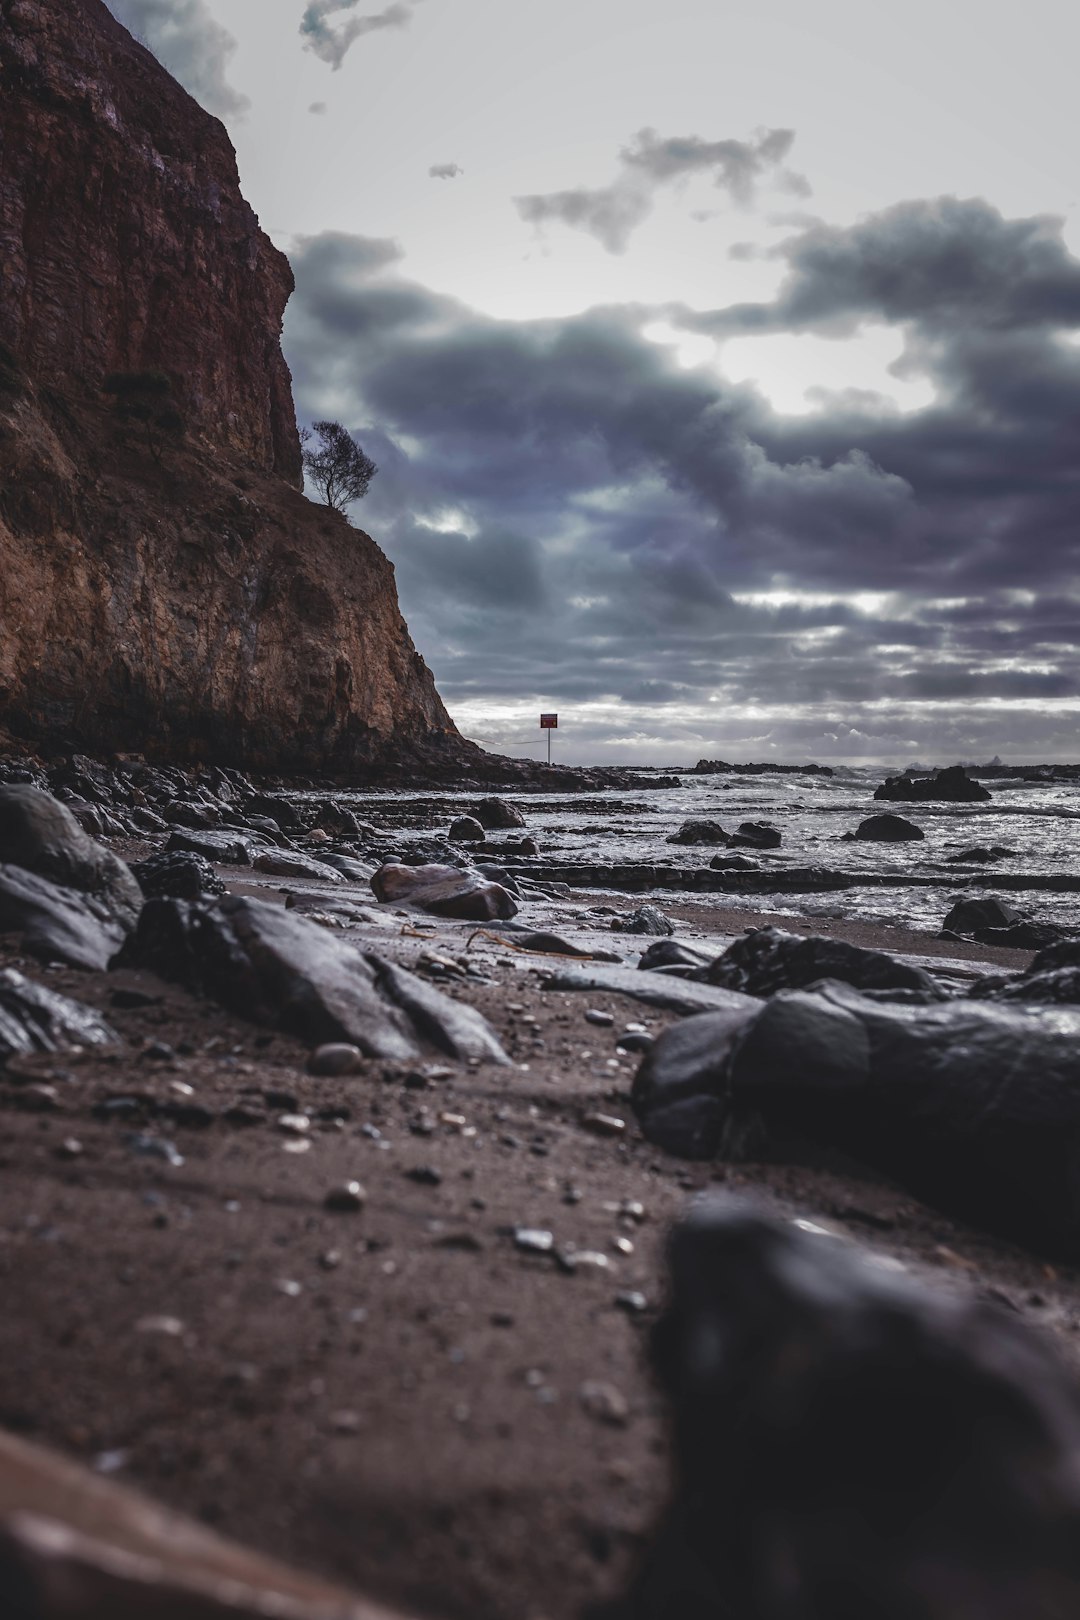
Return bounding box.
[610,905,676,936]
[665,820,729,846]
[0,865,127,971]
[165,830,259,866]
[324,1181,366,1212]
[637,940,715,973]
[943,897,1021,935]
[582,1112,627,1137]
[728,821,781,849]
[0,965,117,1069]
[621,1198,1080,1620]
[851,813,925,841]
[970,939,1080,1006]
[544,963,759,1018]
[874,765,992,802]
[121,894,509,1066]
[0,787,142,927]
[370,862,518,921]
[701,925,943,1000]
[307,1043,366,1076]
[514,1228,554,1254]
[580,1381,630,1425]
[132,850,226,899]
[946,845,1012,864]
[316,853,375,882]
[708,854,758,872]
[251,849,345,883]
[468,797,526,830]
[585,1009,616,1026]
[478,835,540,857]
[448,815,485,844]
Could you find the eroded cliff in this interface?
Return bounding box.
[0,0,467,775]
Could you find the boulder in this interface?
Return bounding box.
[251,850,345,883]
[637,940,715,973]
[0,865,127,971]
[943,897,1021,935]
[610,905,676,936]
[544,963,757,1020]
[708,853,758,872]
[448,815,485,844]
[728,821,781,849]
[0,786,142,928]
[370,862,517,921]
[875,765,991,802]
[121,895,509,1065]
[467,797,526,830]
[851,813,925,842]
[316,853,375,882]
[633,981,1080,1252]
[132,851,226,900]
[477,836,539,857]
[0,967,117,1062]
[971,939,1080,1005]
[946,845,1012,863]
[165,829,259,865]
[666,820,729,846]
[702,925,942,1000]
[616,1198,1080,1620]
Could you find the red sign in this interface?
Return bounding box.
[540,713,558,729]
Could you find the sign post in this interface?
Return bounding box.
[540,712,557,765]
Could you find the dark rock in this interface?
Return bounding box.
[617,1198,1080,1620]
[468,797,526,830]
[631,1009,756,1157]
[610,905,676,937]
[633,981,1080,1253]
[852,813,925,842]
[122,894,508,1065]
[132,851,226,900]
[314,800,364,835]
[971,938,1080,1004]
[492,928,622,961]
[875,765,992,802]
[666,820,729,846]
[316,853,374,882]
[244,793,304,831]
[544,963,758,1019]
[946,845,1012,864]
[943,897,1021,935]
[165,829,259,865]
[975,922,1072,950]
[477,836,539,857]
[708,854,758,872]
[728,821,781,849]
[251,849,344,883]
[701,925,943,1000]
[371,862,518,921]
[0,967,117,1062]
[637,940,715,973]
[448,815,486,844]
[0,865,127,970]
[0,786,142,927]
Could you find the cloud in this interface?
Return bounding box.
[300,0,423,70]
[281,207,1080,761]
[105,0,249,118]
[309,100,328,115]
[514,126,809,254]
[428,163,464,180]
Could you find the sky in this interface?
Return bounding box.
[104,0,1080,766]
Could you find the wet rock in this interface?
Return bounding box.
[514,1227,554,1254]
[165,829,259,865]
[637,940,714,973]
[618,1198,1080,1620]
[581,1112,627,1137]
[610,905,676,937]
[943,897,1021,935]
[448,815,485,844]
[371,862,518,921]
[875,764,991,802]
[851,812,925,842]
[283,894,388,928]
[132,850,226,899]
[0,786,142,927]
[708,853,758,872]
[947,844,1012,864]
[478,835,540,857]
[701,925,943,1000]
[468,797,526,830]
[324,1180,366,1212]
[0,865,127,970]
[316,853,374,882]
[244,793,304,831]
[491,927,621,961]
[121,894,510,1065]
[0,968,117,1062]
[634,981,1080,1253]
[666,820,729,846]
[307,1043,366,1076]
[251,849,345,883]
[585,1009,615,1027]
[970,939,1080,1005]
[545,962,758,1018]
[728,821,781,849]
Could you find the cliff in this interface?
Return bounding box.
[0,0,469,775]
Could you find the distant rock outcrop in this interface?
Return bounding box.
[874,767,991,803]
[0,0,466,775]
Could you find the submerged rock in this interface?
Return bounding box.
[701,925,942,1000]
[0,967,117,1062]
[371,862,518,921]
[0,865,127,971]
[875,765,991,802]
[122,895,508,1064]
[613,1198,1080,1620]
[851,812,925,842]
[947,844,1012,863]
[0,786,142,928]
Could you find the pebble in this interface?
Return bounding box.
[514,1227,555,1254]
[124,1133,184,1167]
[329,1409,362,1434]
[613,1236,635,1256]
[276,1113,311,1135]
[557,1248,612,1274]
[135,1314,184,1336]
[580,1381,630,1426]
[616,1032,654,1054]
[581,1112,627,1138]
[324,1180,366,1212]
[615,1290,648,1314]
[405,1166,443,1186]
[275,1279,303,1297]
[282,1138,311,1154]
[18,1084,59,1112]
[54,1137,83,1159]
[307,1043,365,1077]
[319,1249,343,1269]
[584,1009,614,1027]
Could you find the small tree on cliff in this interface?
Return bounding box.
[300,420,378,515]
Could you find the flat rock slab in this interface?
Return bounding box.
[166,830,261,865]
[701,925,944,1000]
[252,850,345,883]
[0,967,117,1061]
[0,864,127,971]
[123,894,508,1065]
[543,962,758,1017]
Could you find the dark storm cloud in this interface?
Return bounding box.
[514,127,808,253]
[106,0,249,116]
[283,210,1080,755]
[300,0,422,70]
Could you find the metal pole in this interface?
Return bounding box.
[548,727,551,766]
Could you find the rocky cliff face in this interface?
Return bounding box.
[0,0,467,775]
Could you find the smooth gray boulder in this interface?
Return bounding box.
[943,897,1020,935]
[0,967,117,1061]
[317,853,375,882]
[371,862,518,921]
[612,1199,1080,1620]
[702,925,943,1000]
[251,849,345,883]
[121,894,508,1065]
[0,786,142,928]
[544,962,758,1018]
[0,865,127,971]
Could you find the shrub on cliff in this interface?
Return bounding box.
[301,420,378,515]
[103,370,185,464]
